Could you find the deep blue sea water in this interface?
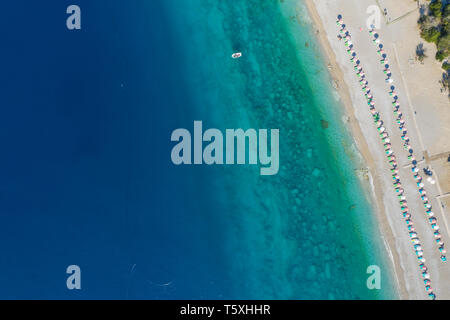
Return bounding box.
[0,1,397,299]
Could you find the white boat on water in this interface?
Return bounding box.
[231,52,242,59]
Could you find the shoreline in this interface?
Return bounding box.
[304,0,408,299]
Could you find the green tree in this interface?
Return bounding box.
[436,51,446,61]
[443,62,450,71]
[443,4,450,19]
[430,0,443,18]
[421,26,441,43]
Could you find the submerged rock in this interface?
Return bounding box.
[312,168,321,177]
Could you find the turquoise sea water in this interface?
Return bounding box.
[164,0,397,299]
